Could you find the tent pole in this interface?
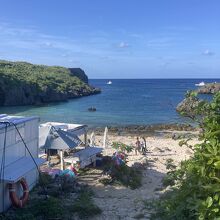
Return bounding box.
[60,150,64,170]
[84,130,87,147]
[103,127,107,148]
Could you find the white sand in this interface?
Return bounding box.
[78,134,198,220]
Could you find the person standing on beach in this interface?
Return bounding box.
[135,137,141,155]
[141,137,147,155]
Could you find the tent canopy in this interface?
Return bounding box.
[40,122,87,135]
[39,122,86,150]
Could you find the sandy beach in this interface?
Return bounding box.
[76,130,199,220]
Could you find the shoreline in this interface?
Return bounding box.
[90,123,198,136]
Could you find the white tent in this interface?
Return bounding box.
[39,122,87,170]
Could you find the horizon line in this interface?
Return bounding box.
[89,78,220,80]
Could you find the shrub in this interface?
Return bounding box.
[101,159,142,189]
[111,163,142,189]
[38,172,53,187]
[112,142,134,153]
[38,172,78,196]
[2,213,36,220]
[3,197,63,220]
[153,92,220,219]
[56,175,77,193]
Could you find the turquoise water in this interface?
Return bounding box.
[0,79,218,126]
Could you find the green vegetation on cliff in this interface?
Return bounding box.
[0,60,100,106]
[153,92,220,219]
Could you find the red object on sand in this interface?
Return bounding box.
[70,165,78,175]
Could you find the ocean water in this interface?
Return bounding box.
[0,79,218,127]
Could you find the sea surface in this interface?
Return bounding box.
[0,79,218,127]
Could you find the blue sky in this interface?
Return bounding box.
[0,0,220,78]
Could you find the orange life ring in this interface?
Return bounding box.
[8,178,29,208]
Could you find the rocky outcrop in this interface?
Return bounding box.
[176,96,202,115]
[176,82,220,116]
[197,83,220,94]
[69,68,88,83]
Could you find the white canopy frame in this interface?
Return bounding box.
[39,122,88,170]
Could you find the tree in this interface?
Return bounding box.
[152,92,220,220]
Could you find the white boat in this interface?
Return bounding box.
[107,80,112,85]
[195,81,205,87]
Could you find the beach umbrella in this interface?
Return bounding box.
[103,127,108,148]
[40,127,82,170]
[90,131,95,146]
[44,128,82,150]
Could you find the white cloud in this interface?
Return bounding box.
[202,49,215,56]
[118,41,129,48]
[43,42,54,47]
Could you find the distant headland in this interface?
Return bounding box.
[197,82,220,94]
[0,60,101,106]
[176,82,220,115]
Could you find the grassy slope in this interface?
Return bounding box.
[0,60,99,105]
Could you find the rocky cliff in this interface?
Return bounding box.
[0,60,100,106]
[176,83,220,116]
[68,68,88,83]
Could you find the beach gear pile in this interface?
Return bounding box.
[112,152,126,166]
[41,165,78,179]
[100,151,142,189]
[60,169,76,178]
[39,167,81,197]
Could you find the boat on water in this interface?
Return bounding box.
[195,81,205,87]
[88,107,96,112]
[107,81,112,85]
